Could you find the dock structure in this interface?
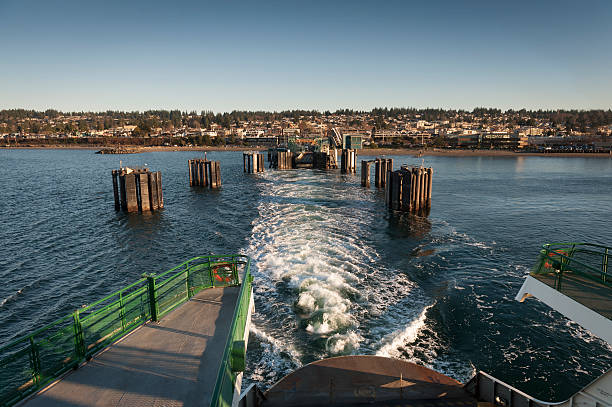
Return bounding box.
[374,158,393,188]
[112,168,163,213]
[360,158,393,188]
[2,255,254,407]
[340,149,357,174]
[189,159,222,188]
[313,150,338,170]
[361,160,372,187]
[384,166,433,214]
[269,150,294,170]
[243,152,265,174]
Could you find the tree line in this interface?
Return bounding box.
[1,108,611,135]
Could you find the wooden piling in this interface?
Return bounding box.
[157,171,164,208]
[374,157,393,187]
[401,171,412,212]
[341,149,356,174]
[361,161,372,187]
[112,170,120,211]
[138,173,150,211]
[199,160,206,186]
[189,158,221,188]
[390,171,402,210]
[384,166,433,215]
[114,167,162,213]
[124,173,139,213]
[119,173,127,210]
[244,152,265,173]
[276,151,293,170]
[426,168,433,208]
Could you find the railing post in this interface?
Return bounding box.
[119,292,126,331]
[186,263,192,298]
[208,258,214,288]
[146,274,158,322]
[604,248,608,283]
[29,336,41,385]
[73,310,86,360]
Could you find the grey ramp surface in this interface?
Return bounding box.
[23,286,240,407]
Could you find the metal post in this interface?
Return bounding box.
[147,275,158,322]
[73,310,86,360]
[119,292,126,331]
[208,258,214,287]
[29,336,41,385]
[604,248,608,283]
[186,264,192,298]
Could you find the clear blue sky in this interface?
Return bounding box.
[1,0,610,112]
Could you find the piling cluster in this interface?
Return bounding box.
[112,168,164,213]
[312,151,338,170]
[188,159,221,188]
[243,152,264,173]
[385,166,433,214]
[362,158,394,188]
[270,151,294,170]
[341,149,357,174]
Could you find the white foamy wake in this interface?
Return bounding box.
[244,172,384,355]
[246,323,302,385]
[242,171,470,382]
[376,303,434,358]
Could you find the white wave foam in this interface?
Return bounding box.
[249,323,302,364]
[376,303,434,358]
[242,172,393,357]
[0,286,27,308]
[326,330,363,354]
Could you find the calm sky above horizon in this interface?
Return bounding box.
[0,0,611,112]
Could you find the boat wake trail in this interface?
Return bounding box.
[242,170,446,389]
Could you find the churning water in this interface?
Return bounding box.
[1,149,611,400]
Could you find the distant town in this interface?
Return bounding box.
[1,108,611,152]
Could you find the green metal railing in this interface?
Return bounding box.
[532,243,611,290]
[0,254,250,407]
[210,258,254,407]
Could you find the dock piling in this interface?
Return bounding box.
[243,152,265,173]
[188,159,221,189]
[112,170,120,211]
[113,167,162,213]
[384,166,433,215]
[361,161,372,187]
[341,149,357,174]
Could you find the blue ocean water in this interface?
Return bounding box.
[0,149,610,400]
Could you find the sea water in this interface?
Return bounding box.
[0,149,610,400]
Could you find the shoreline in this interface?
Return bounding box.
[1,145,610,158]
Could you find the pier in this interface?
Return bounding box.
[0,255,253,407]
[112,168,163,213]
